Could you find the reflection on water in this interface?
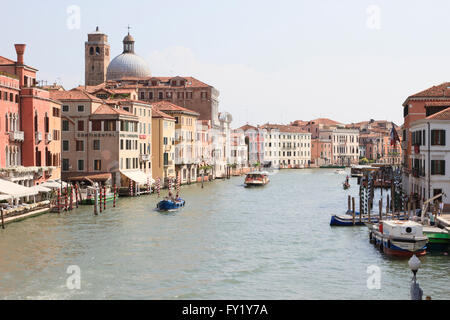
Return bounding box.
[0,169,448,299]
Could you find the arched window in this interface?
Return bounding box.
[5,114,8,132]
[96,47,100,55]
[89,47,94,55]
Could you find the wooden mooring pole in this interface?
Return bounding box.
[1,208,4,229]
[352,197,355,226]
[113,185,117,208]
[103,186,106,211]
[99,187,103,213]
[348,195,351,212]
[94,188,98,215]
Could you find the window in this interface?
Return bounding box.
[62,159,70,171]
[62,140,69,151]
[104,120,116,131]
[77,120,84,131]
[94,160,101,171]
[78,159,84,171]
[76,140,84,151]
[149,92,153,100]
[62,105,69,112]
[62,120,69,131]
[78,105,84,112]
[140,92,145,100]
[431,130,445,146]
[158,92,163,99]
[93,140,100,150]
[92,120,102,131]
[431,160,445,175]
[53,107,60,117]
[120,139,124,150]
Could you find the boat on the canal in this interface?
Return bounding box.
[422,226,450,252]
[330,212,410,226]
[81,186,116,205]
[335,169,346,175]
[156,198,186,211]
[367,220,428,257]
[244,171,270,186]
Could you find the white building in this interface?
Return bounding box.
[260,124,311,168]
[331,128,359,166]
[409,108,450,204]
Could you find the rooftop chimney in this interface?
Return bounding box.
[14,44,26,65]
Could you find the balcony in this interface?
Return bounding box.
[164,160,174,167]
[9,130,24,142]
[35,131,42,142]
[46,133,52,142]
[140,154,150,161]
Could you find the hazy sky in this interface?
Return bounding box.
[3,0,450,128]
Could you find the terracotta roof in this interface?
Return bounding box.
[50,88,103,103]
[404,82,450,106]
[238,124,258,131]
[290,120,308,127]
[260,123,310,133]
[92,104,135,116]
[424,101,450,107]
[426,107,450,120]
[151,106,175,120]
[151,101,199,116]
[308,118,341,126]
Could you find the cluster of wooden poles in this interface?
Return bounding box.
[93,185,118,215]
[56,184,82,213]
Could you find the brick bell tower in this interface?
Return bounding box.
[85,26,110,86]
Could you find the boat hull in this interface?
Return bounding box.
[156,199,185,211]
[330,213,408,226]
[369,226,428,257]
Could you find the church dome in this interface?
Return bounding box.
[106,32,151,81]
[106,53,150,80]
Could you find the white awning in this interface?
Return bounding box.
[120,171,154,184]
[0,179,39,198]
[30,185,51,193]
[0,194,12,201]
[41,180,68,189]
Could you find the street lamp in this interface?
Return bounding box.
[409,254,423,300]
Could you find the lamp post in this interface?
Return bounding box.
[409,254,423,300]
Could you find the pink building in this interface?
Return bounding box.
[0,44,61,187]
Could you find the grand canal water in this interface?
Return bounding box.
[0,169,448,299]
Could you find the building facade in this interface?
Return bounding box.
[0,44,61,187]
[409,107,450,204]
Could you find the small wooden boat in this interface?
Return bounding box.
[245,171,269,186]
[156,198,186,211]
[367,220,428,257]
[330,212,409,226]
[423,226,450,252]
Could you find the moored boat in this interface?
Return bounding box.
[368,220,428,257]
[244,171,269,186]
[423,226,450,252]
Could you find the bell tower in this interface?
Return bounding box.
[85,26,110,86]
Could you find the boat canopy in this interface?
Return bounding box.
[120,170,155,184]
[247,171,269,175]
[41,180,69,189]
[0,179,39,198]
[29,185,52,193]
